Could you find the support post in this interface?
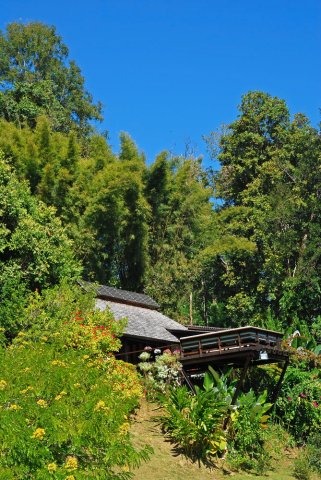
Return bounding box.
[271,358,289,404]
[224,355,252,430]
[181,369,196,395]
[231,355,252,406]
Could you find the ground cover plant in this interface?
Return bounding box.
[0,284,151,479]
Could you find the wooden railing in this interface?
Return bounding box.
[180,326,284,359]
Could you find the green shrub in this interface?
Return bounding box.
[0,283,152,479]
[227,390,273,474]
[138,349,182,397]
[160,385,228,465]
[306,432,321,474]
[0,342,150,479]
[293,454,311,480]
[276,366,321,442]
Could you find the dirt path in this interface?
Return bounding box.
[130,400,221,480]
[130,400,299,480]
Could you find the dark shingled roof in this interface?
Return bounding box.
[96,299,188,343]
[80,281,160,310]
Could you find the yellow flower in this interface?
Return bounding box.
[47,462,57,472]
[9,404,22,411]
[37,399,48,408]
[51,360,66,367]
[0,380,7,390]
[94,400,106,411]
[119,422,129,434]
[73,383,81,388]
[17,332,26,337]
[83,354,90,360]
[31,428,45,440]
[20,386,33,394]
[64,456,78,471]
[55,394,62,401]
[65,476,76,480]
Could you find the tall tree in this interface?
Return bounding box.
[204,91,321,328]
[0,22,102,134]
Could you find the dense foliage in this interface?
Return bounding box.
[0,21,320,474]
[159,368,274,473]
[0,283,151,479]
[0,22,102,135]
[1,31,320,330]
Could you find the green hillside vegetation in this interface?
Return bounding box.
[1,23,321,332]
[0,20,320,479]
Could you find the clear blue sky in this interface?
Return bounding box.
[2,0,321,165]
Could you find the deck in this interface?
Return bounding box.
[180,326,290,370]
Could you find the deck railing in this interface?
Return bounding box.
[180,326,284,359]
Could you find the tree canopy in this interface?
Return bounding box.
[0,22,102,134]
[0,21,321,337]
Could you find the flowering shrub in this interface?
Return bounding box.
[13,283,125,356]
[138,349,182,396]
[0,283,151,478]
[276,366,321,442]
[0,342,150,479]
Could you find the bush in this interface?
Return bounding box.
[293,454,311,480]
[306,432,321,474]
[160,385,228,465]
[0,343,151,479]
[227,390,273,474]
[138,349,182,397]
[0,284,152,479]
[276,366,321,442]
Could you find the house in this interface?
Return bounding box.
[92,284,189,362]
[82,282,290,403]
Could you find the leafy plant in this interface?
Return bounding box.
[138,349,182,397]
[306,432,321,474]
[160,385,228,465]
[276,366,321,442]
[0,343,151,479]
[293,454,312,480]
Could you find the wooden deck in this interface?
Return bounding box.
[180,326,289,370]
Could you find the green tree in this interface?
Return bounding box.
[204,91,321,328]
[0,152,81,337]
[145,154,213,321]
[0,22,102,134]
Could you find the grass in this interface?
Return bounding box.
[130,399,319,480]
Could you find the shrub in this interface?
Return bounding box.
[276,366,321,442]
[227,390,273,474]
[138,349,182,397]
[159,385,228,465]
[306,432,321,474]
[293,454,311,480]
[0,342,150,479]
[0,283,152,478]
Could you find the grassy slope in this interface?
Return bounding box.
[130,400,312,480]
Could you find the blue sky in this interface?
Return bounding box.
[2,0,321,165]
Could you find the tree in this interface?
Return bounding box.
[204,91,321,328]
[145,154,213,320]
[0,152,81,336]
[0,22,102,134]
